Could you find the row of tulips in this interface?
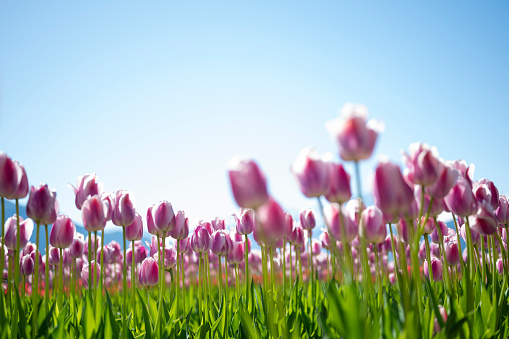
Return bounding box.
[1,103,508,338]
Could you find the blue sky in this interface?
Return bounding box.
[1,1,508,233]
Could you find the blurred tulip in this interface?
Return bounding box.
[139,257,159,287]
[257,197,286,241]
[210,230,233,256]
[360,206,386,244]
[4,215,34,250]
[82,195,108,232]
[291,147,329,198]
[468,202,498,235]
[325,103,383,161]
[82,261,101,288]
[69,173,103,210]
[426,161,458,198]
[234,209,254,235]
[20,254,34,276]
[228,156,269,210]
[48,247,60,265]
[299,209,316,231]
[402,142,441,187]
[430,220,448,244]
[323,204,357,243]
[191,226,211,253]
[434,306,448,333]
[424,256,443,282]
[444,240,460,266]
[228,241,244,264]
[444,175,477,217]
[0,156,29,200]
[325,160,351,204]
[170,211,189,239]
[495,195,509,225]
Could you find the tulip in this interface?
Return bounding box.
[139,257,159,287]
[325,103,383,161]
[319,231,332,250]
[444,175,477,217]
[434,306,448,333]
[26,185,58,226]
[147,200,174,234]
[430,220,448,244]
[421,215,437,235]
[50,215,75,249]
[460,224,480,245]
[360,206,386,244]
[0,159,29,200]
[468,202,498,235]
[210,230,233,256]
[373,159,414,219]
[69,174,103,210]
[4,215,34,250]
[228,241,244,264]
[424,256,443,282]
[21,254,34,276]
[228,156,269,210]
[48,247,60,266]
[211,217,226,231]
[402,142,441,187]
[476,179,499,210]
[396,218,417,244]
[191,226,212,253]
[257,197,287,242]
[495,195,509,225]
[323,204,357,243]
[426,161,458,198]
[496,258,504,274]
[125,213,143,241]
[325,161,352,204]
[291,147,329,198]
[299,209,316,231]
[82,195,108,232]
[445,240,461,266]
[112,190,136,228]
[170,211,189,240]
[233,209,255,236]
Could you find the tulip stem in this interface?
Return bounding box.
[225,255,229,331]
[452,214,465,277]
[424,236,434,285]
[307,231,314,290]
[244,234,249,301]
[464,218,475,334]
[282,238,287,296]
[0,197,5,296]
[44,224,50,314]
[181,253,185,315]
[59,248,64,309]
[131,239,136,332]
[122,227,128,339]
[198,253,202,320]
[88,232,92,294]
[297,247,303,282]
[481,236,487,287]
[289,244,293,285]
[218,255,223,301]
[33,222,40,339]
[269,247,275,294]
[160,232,167,335]
[176,240,180,318]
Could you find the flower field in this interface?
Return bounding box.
[1,103,508,338]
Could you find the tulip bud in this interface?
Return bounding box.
[82,195,108,232]
[424,256,443,282]
[402,142,441,187]
[496,258,504,274]
[444,176,477,217]
[3,215,34,250]
[50,215,76,249]
[48,247,60,265]
[444,240,460,266]
[495,195,509,225]
[359,206,386,244]
[299,209,316,231]
[430,220,448,244]
[125,213,143,241]
[69,233,85,259]
[26,184,58,225]
[323,204,357,243]
[468,202,498,235]
[234,209,255,235]
[426,161,458,198]
[69,173,103,210]
[476,179,499,210]
[319,231,332,250]
[190,226,211,253]
[0,156,29,200]
[257,197,287,241]
[325,161,351,204]
[325,103,383,161]
[228,241,245,264]
[291,147,329,198]
[288,226,304,245]
[20,254,34,276]
[228,156,269,210]
[373,159,414,219]
[282,212,294,238]
[178,238,190,254]
[139,257,159,287]
[112,190,136,227]
[146,200,174,234]
[211,217,226,231]
[434,306,448,333]
[210,230,233,256]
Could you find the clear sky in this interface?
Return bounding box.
[1,1,508,233]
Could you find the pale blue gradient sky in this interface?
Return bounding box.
[1,1,508,231]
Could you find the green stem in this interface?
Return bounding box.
[181,253,185,315]
[131,239,136,332]
[32,222,40,339]
[244,234,249,300]
[176,240,180,318]
[122,227,128,339]
[218,255,223,301]
[269,247,275,293]
[45,225,50,314]
[289,244,293,285]
[88,232,92,294]
[308,230,314,289]
[59,248,64,309]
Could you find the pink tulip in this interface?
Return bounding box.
[325,103,383,161]
[288,226,304,245]
[434,306,448,333]
[359,206,386,244]
[139,257,159,287]
[48,246,60,265]
[468,202,498,235]
[101,193,115,221]
[421,215,437,235]
[233,209,254,235]
[210,230,233,256]
[476,179,499,210]
[0,154,29,200]
[299,209,316,231]
[146,200,174,234]
[424,256,443,282]
[496,259,504,274]
[460,224,480,245]
[228,241,244,264]
[170,211,189,239]
[228,156,269,210]
[282,212,294,238]
[178,238,190,254]
[444,175,477,218]
[69,173,103,210]
[4,215,34,250]
[191,226,211,253]
[211,217,226,231]
[444,240,460,266]
[26,184,58,225]
[415,188,444,218]
[257,197,287,241]
[50,215,76,249]
[112,190,136,227]
[154,247,177,269]
[291,147,329,198]
[396,218,417,244]
[325,161,352,204]
[82,195,108,232]
[20,254,34,276]
[426,161,458,198]
[430,220,448,244]
[319,231,332,250]
[373,159,414,220]
[69,233,85,259]
[495,195,509,225]
[312,240,321,255]
[323,204,357,243]
[125,213,143,241]
[402,142,441,187]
